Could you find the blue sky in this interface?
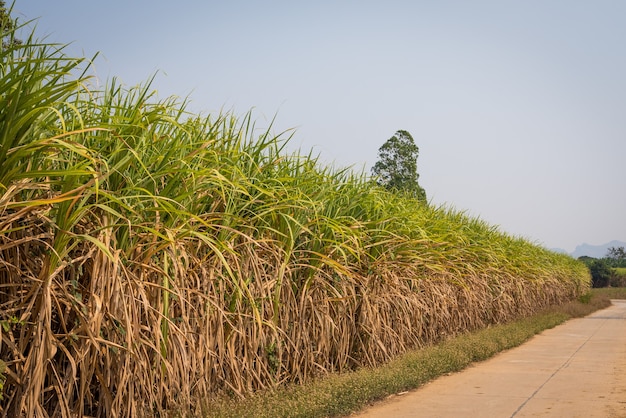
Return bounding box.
[14,0,626,253]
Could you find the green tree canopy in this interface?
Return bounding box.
[371,130,426,201]
[588,258,612,288]
[607,246,626,268]
[1,1,20,48]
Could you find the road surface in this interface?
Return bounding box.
[353,299,626,418]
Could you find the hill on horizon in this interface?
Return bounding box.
[569,240,626,259]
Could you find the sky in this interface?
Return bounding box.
[13,0,626,253]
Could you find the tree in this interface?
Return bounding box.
[588,259,612,288]
[1,1,21,49]
[371,130,426,201]
[607,246,626,268]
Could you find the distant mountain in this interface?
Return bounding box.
[570,240,626,259]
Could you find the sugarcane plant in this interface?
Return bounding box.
[0,11,590,417]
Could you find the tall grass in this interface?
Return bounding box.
[0,19,590,417]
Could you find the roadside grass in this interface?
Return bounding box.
[592,286,626,300]
[203,289,620,418]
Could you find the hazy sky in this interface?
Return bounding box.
[14,1,626,253]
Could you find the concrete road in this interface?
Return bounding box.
[353,300,626,418]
